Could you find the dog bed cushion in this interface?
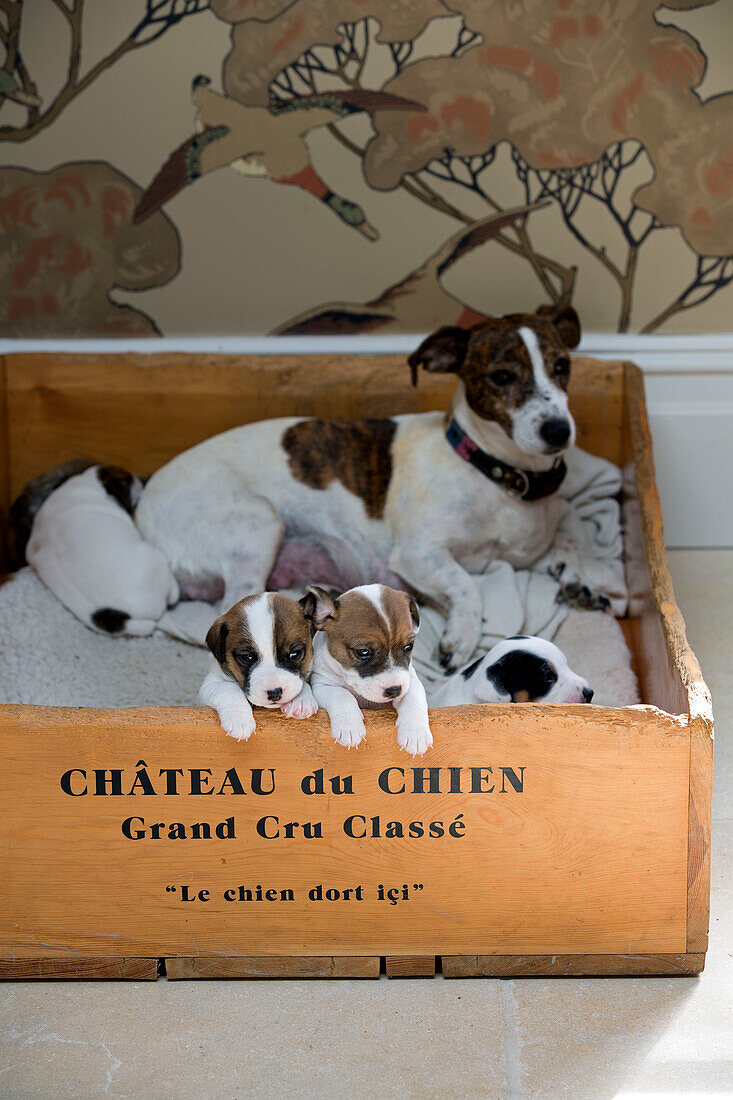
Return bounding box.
[0,567,637,708]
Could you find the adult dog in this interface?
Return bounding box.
[137,305,591,669]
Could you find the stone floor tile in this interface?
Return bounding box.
[0,977,509,1100]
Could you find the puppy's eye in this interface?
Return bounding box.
[554,356,570,376]
[403,642,413,653]
[354,647,373,661]
[288,644,305,662]
[490,369,515,387]
[236,650,256,667]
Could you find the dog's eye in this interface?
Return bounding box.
[288,645,305,662]
[490,369,515,387]
[236,650,256,667]
[554,356,570,376]
[403,642,413,653]
[354,647,373,661]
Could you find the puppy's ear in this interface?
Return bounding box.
[407,596,420,630]
[300,586,339,631]
[205,616,229,666]
[536,303,581,350]
[408,326,471,386]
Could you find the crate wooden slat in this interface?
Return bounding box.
[166,956,380,979]
[441,953,706,978]
[0,957,158,980]
[386,956,436,978]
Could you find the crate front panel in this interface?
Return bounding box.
[1,705,689,959]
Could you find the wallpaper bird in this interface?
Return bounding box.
[133,76,425,240]
[275,203,546,334]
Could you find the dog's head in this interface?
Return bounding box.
[301,583,420,705]
[461,635,593,705]
[205,593,313,708]
[409,304,580,457]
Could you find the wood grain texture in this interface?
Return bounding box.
[3,353,623,498]
[166,956,379,979]
[442,953,706,977]
[621,363,713,956]
[0,356,9,574]
[0,957,157,980]
[0,703,689,960]
[687,719,713,953]
[385,956,436,978]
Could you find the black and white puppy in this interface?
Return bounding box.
[302,583,433,756]
[17,462,178,635]
[198,593,318,741]
[429,636,593,707]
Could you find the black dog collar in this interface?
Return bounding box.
[446,418,567,501]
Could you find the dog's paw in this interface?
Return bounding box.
[281,693,318,720]
[397,721,433,757]
[331,718,367,750]
[556,580,611,612]
[437,631,479,674]
[218,707,256,742]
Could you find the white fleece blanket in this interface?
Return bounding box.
[0,568,636,708]
[0,445,637,708]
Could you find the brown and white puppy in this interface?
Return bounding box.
[137,304,602,671]
[302,583,432,756]
[198,593,317,741]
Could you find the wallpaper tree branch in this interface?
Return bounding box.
[0,0,731,337]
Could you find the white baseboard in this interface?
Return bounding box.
[2,332,731,547]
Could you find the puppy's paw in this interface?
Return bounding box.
[556,580,611,612]
[438,629,480,673]
[331,717,367,750]
[282,692,318,720]
[218,707,256,742]
[397,721,433,757]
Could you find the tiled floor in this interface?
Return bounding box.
[1,550,731,1100]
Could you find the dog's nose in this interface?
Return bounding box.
[267,687,283,702]
[582,686,594,703]
[540,418,571,448]
[384,685,402,699]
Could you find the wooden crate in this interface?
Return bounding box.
[0,353,712,980]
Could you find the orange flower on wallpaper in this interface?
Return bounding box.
[0,163,180,337]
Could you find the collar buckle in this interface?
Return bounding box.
[504,468,530,498]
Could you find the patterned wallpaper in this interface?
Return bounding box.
[0,0,731,337]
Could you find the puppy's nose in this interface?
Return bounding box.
[540,418,571,448]
[267,687,283,702]
[582,686,594,703]
[384,685,402,699]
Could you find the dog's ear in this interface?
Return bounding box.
[205,616,229,666]
[300,586,339,631]
[408,326,471,386]
[536,303,581,350]
[407,596,420,630]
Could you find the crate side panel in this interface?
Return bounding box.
[5,354,623,497]
[0,703,689,959]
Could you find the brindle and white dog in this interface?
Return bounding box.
[137,304,605,670]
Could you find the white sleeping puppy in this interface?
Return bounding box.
[24,464,178,635]
[429,636,593,706]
